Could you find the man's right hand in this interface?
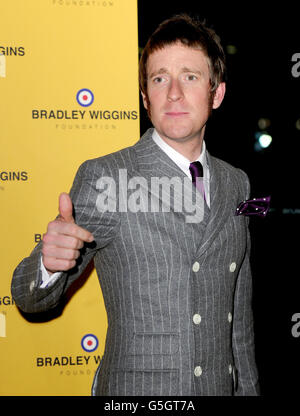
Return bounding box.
[42,192,94,275]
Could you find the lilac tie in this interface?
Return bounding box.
[189,161,206,201]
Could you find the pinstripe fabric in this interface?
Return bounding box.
[11,128,259,396]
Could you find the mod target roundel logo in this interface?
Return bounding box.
[81,334,99,352]
[76,88,94,107]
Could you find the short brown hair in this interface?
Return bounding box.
[139,14,226,99]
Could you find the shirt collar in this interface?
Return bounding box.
[152,128,208,177]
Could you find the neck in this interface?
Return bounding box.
[159,132,204,162]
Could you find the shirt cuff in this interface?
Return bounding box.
[39,257,62,288]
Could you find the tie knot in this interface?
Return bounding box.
[189,161,203,183]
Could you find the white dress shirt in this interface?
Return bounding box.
[152,129,210,207]
[40,129,210,288]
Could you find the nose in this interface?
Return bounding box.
[167,79,183,102]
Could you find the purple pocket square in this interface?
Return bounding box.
[235,196,271,217]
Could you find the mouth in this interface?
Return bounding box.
[165,112,189,117]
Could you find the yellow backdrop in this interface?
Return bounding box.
[0,0,139,395]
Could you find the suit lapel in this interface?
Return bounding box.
[195,153,234,257]
[132,128,188,182]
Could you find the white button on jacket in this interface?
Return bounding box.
[194,366,202,377]
[29,280,35,292]
[192,262,200,272]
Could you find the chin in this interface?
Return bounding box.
[162,128,194,142]
[164,118,195,135]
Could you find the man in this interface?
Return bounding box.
[11,14,260,396]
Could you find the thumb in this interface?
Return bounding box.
[58,192,75,223]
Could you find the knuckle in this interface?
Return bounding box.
[42,234,55,246]
[42,233,49,243]
[41,246,49,256]
[47,221,56,231]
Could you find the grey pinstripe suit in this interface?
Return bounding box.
[11,128,260,396]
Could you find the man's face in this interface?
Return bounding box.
[142,42,225,145]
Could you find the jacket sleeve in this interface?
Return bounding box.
[11,159,120,313]
[232,170,260,396]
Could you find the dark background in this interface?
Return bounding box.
[138,1,300,396]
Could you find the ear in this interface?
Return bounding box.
[141,91,148,110]
[212,82,226,109]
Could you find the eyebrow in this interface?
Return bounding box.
[148,68,169,79]
[148,67,202,79]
